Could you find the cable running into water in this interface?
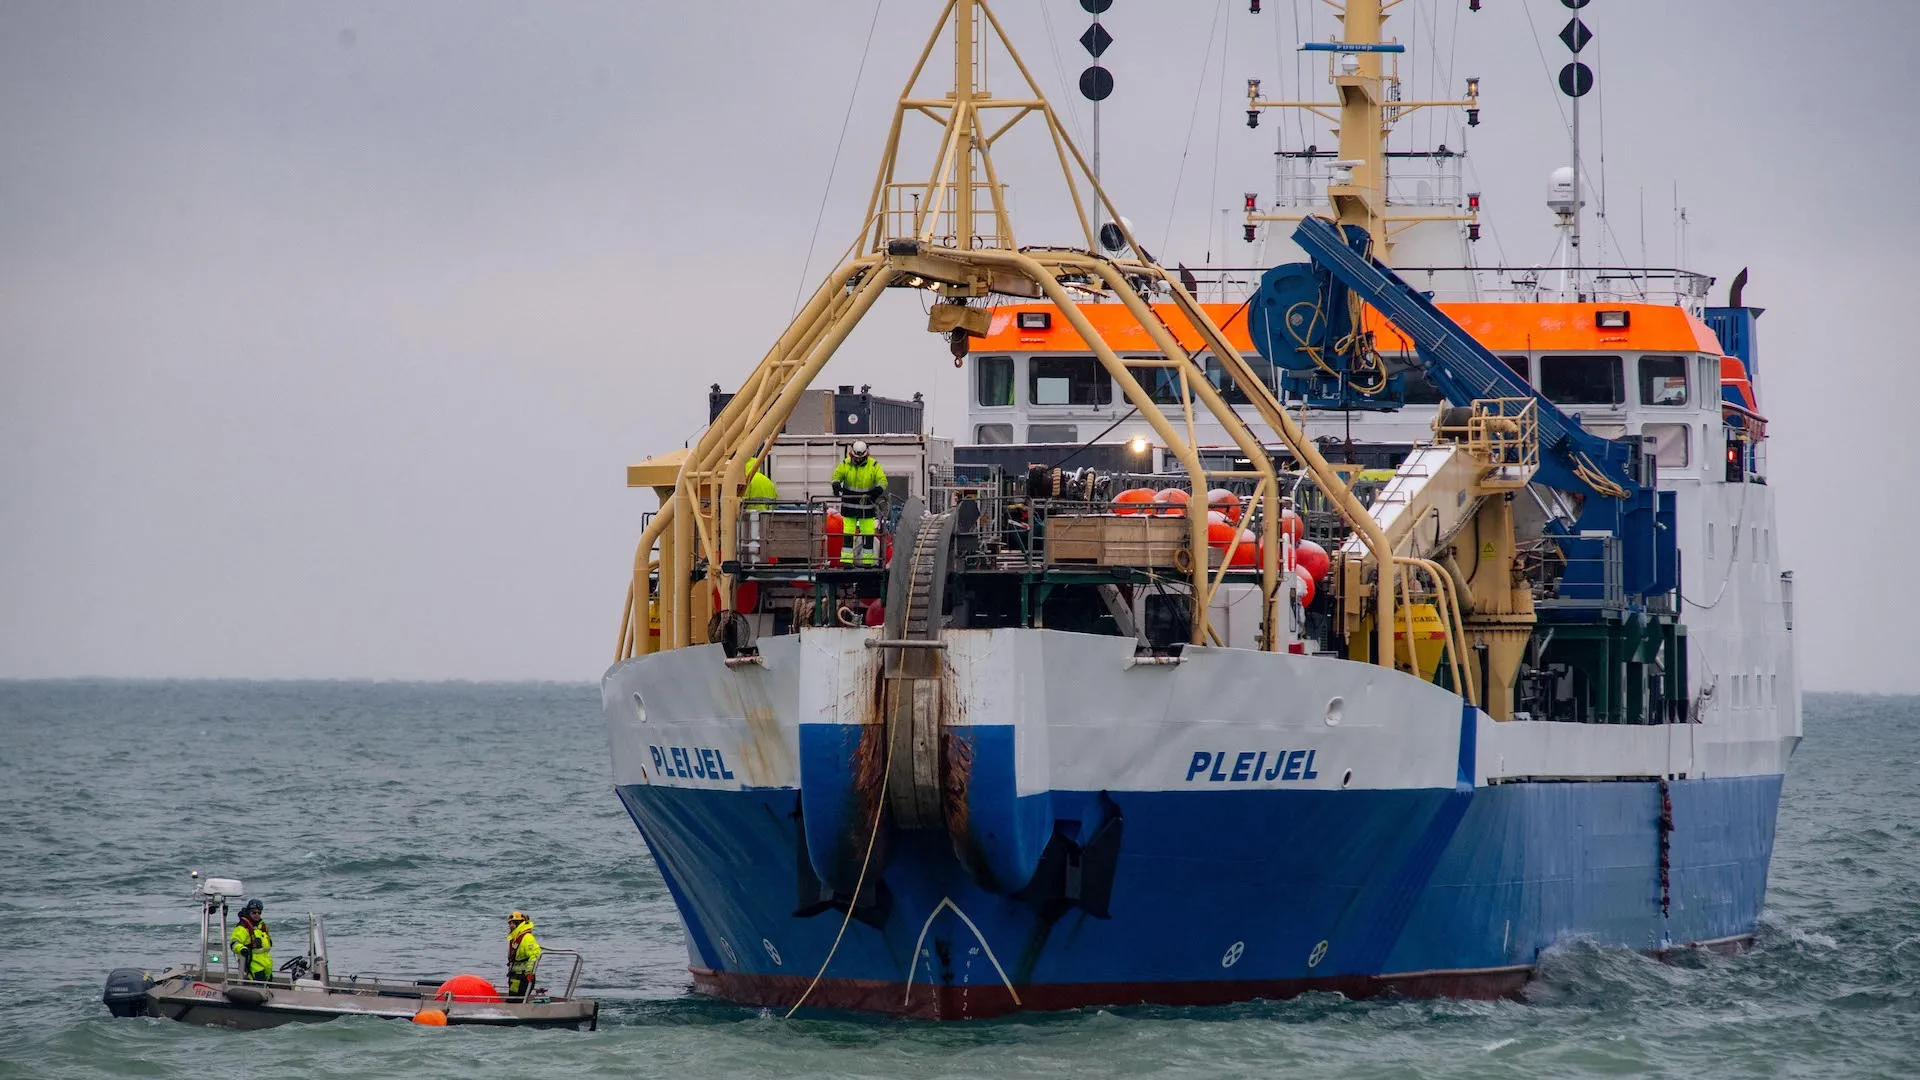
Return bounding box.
[783,730,892,1018]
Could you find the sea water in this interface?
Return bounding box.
[1,682,1914,1079]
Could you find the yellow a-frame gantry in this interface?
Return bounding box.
[621,0,1402,669]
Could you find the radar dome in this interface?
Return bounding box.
[1547,166,1580,215]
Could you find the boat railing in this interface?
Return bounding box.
[1167,264,1716,310]
[1529,534,1625,611]
[519,949,584,1002]
[874,181,1011,252]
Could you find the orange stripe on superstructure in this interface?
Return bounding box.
[1365,302,1723,355]
[976,301,1723,357]
[976,303,1255,354]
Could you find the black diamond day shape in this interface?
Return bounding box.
[1080,22,1113,58]
[1559,17,1591,54]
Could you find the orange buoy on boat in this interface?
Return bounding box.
[1229,530,1258,566]
[1114,488,1157,514]
[1152,488,1189,516]
[1293,567,1317,606]
[1294,538,1331,582]
[433,974,503,1003]
[1207,489,1241,523]
[1276,508,1304,543]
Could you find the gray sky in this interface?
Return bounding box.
[3,1,1915,689]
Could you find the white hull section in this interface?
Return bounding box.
[606,628,1796,797]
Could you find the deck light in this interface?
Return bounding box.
[1243,223,1258,243]
[1596,310,1630,329]
[1466,77,1480,98]
[1129,435,1150,454]
[1017,311,1052,330]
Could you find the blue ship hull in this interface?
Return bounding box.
[615,773,1781,1018]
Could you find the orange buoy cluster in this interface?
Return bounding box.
[1104,489,1330,605]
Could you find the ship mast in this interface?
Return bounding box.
[1244,0,1480,264]
[621,0,1412,671]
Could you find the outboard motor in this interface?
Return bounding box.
[102,968,153,1018]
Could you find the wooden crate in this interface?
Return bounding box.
[1045,514,1189,568]
[750,510,825,564]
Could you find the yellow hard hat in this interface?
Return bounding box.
[507,911,528,925]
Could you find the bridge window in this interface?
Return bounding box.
[1202,354,1258,405]
[1501,355,1530,383]
[1539,354,1623,406]
[1027,423,1079,443]
[974,423,1013,444]
[976,355,1014,407]
[1644,422,1690,468]
[1639,355,1689,406]
[1029,356,1111,406]
[1125,364,1184,405]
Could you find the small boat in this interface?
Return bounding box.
[103,873,597,1030]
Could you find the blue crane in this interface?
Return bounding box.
[1251,216,1673,603]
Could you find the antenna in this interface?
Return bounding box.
[1638,185,1647,292]
[1556,0,1594,300]
[1242,0,1482,264]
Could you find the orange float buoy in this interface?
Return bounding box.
[433,974,502,1003]
[1206,509,1229,526]
[412,1008,449,1026]
[1206,521,1237,548]
[1152,488,1189,517]
[1276,508,1304,543]
[1293,567,1317,606]
[1206,488,1242,524]
[1229,530,1258,566]
[1294,538,1331,582]
[1113,488,1157,515]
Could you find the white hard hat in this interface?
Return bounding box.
[851,440,869,456]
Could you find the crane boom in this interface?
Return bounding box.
[1285,215,1637,501]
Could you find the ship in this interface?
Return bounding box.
[602,0,1797,1018]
